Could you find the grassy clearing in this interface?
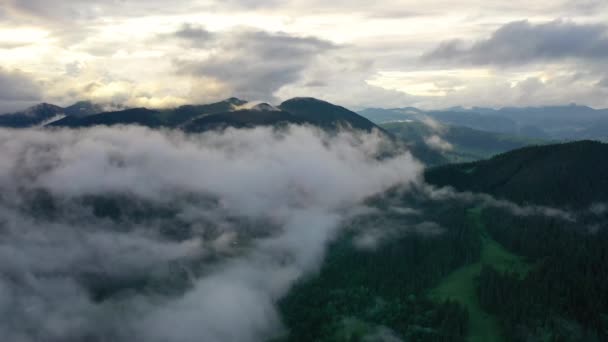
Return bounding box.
[429,208,531,342]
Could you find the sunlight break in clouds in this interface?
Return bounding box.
[1,1,608,111]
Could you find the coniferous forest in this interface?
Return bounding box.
[279,142,608,341]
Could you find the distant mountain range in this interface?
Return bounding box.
[0,97,382,132]
[0,103,66,128]
[0,101,121,128]
[1,97,458,165]
[5,98,608,166]
[4,100,607,143]
[359,104,608,141]
[381,120,543,163]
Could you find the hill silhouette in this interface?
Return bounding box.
[425,140,608,208]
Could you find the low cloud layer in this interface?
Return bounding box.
[0,125,421,341]
[424,185,576,222]
[424,135,453,152]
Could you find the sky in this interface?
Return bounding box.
[1,0,608,112]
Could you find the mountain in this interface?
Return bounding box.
[50,97,387,134]
[50,98,247,129]
[568,117,608,141]
[472,104,608,139]
[183,106,306,132]
[431,105,608,140]
[357,107,423,123]
[494,104,602,124]
[0,103,66,128]
[283,139,608,342]
[425,140,608,209]
[382,120,543,162]
[358,106,520,134]
[50,108,164,128]
[47,98,454,166]
[275,98,452,164]
[6,99,608,342]
[404,142,449,166]
[63,101,107,117]
[162,97,247,126]
[426,110,520,135]
[0,101,111,128]
[279,97,382,132]
[360,104,608,141]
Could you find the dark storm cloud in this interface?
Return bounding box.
[0,68,42,113]
[173,26,336,101]
[174,23,214,43]
[424,20,608,66]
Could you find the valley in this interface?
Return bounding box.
[429,208,531,342]
[0,97,607,341]
[3,2,608,340]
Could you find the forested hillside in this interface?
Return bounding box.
[280,139,608,341]
[425,140,608,209]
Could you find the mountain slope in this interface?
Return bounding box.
[357,107,422,123]
[162,97,247,126]
[279,97,383,132]
[183,107,306,132]
[50,108,163,128]
[382,121,542,162]
[50,98,248,129]
[45,97,450,165]
[0,103,66,127]
[426,110,519,135]
[360,104,608,141]
[425,140,608,208]
[63,101,107,117]
[277,98,450,164]
[430,105,608,140]
[469,104,608,139]
[358,106,521,135]
[49,97,386,135]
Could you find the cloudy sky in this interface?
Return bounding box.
[1,0,608,112]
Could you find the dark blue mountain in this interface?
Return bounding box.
[0,103,65,127]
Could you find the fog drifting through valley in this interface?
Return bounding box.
[0,125,422,341]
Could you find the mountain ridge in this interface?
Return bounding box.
[425,140,608,208]
[358,104,608,141]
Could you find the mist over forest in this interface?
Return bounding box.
[2,0,608,341]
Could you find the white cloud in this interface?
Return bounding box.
[0,125,422,341]
[424,134,453,151]
[1,1,608,110]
